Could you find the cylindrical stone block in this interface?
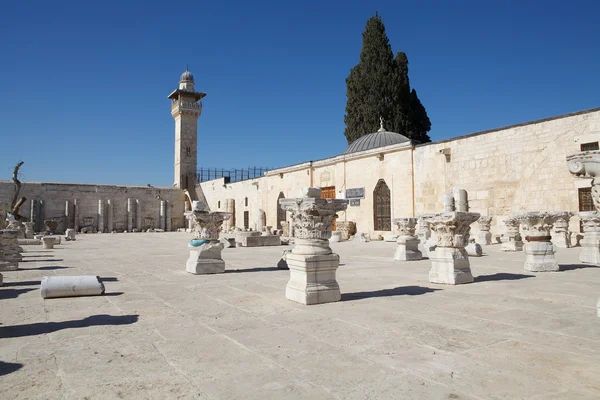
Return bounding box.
[456,189,469,212]
[444,194,455,212]
[98,199,104,233]
[65,201,72,229]
[42,237,56,249]
[40,276,105,299]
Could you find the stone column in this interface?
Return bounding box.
[552,212,573,248]
[24,222,34,239]
[0,230,22,270]
[186,205,231,274]
[107,199,114,232]
[38,200,45,233]
[166,201,172,232]
[578,211,600,264]
[443,194,455,212]
[65,201,72,230]
[30,199,37,232]
[393,218,422,261]
[427,211,480,284]
[456,189,469,212]
[222,199,235,232]
[98,200,104,233]
[159,201,166,230]
[136,199,142,231]
[127,198,133,232]
[280,187,349,305]
[515,212,560,272]
[478,216,493,245]
[417,216,432,243]
[73,199,79,232]
[501,217,524,251]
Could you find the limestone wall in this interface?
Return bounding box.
[0,182,186,233]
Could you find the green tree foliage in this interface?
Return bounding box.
[344,14,431,144]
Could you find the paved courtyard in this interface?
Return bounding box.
[1,233,599,399]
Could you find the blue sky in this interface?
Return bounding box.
[1,0,598,186]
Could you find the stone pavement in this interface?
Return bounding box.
[1,233,599,399]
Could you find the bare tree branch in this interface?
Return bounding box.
[10,161,26,221]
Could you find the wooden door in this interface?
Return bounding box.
[320,186,336,230]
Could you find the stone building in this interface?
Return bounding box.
[200,108,600,238]
[1,67,598,237]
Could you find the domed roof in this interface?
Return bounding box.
[343,119,411,154]
[180,66,194,83]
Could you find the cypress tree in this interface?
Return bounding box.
[344,14,432,144]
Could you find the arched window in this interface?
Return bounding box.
[373,179,391,231]
[277,192,285,229]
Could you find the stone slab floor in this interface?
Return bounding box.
[1,233,599,399]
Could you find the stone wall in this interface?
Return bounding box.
[198,108,600,238]
[0,182,186,233]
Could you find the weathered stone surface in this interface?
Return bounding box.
[280,190,348,305]
[501,217,524,252]
[577,211,600,264]
[17,239,41,246]
[42,236,56,249]
[186,242,225,274]
[185,208,230,274]
[65,228,76,241]
[24,222,34,239]
[477,216,493,245]
[465,238,483,257]
[393,218,422,261]
[336,221,356,241]
[514,211,561,272]
[552,212,573,248]
[426,212,479,284]
[243,235,281,247]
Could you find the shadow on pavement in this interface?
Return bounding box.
[0,288,36,300]
[0,361,23,376]
[0,314,139,339]
[475,273,535,282]
[342,285,441,301]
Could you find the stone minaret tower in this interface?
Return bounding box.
[168,67,206,191]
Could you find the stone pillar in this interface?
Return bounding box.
[65,200,72,230]
[578,211,600,264]
[159,200,166,230]
[73,199,79,232]
[37,200,45,233]
[166,201,172,232]
[256,210,265,233]
[552,212,573,248]
[222,199,235,232]
[456,189,469,212]
[515,212,560,272]
[417,216,432,243]
[136,199,142,231]
[30,199,37,232]
[107,199,114,232]
[127,198,133,232]
[186,205,231,274]
[279,187,349,305]
[501,217,523,251]
[427,212,480,285]
[24,222,34,239]
[393,217,422,261]
[443,194,455,212]
[477,216,493,245]
[98,200,104,233]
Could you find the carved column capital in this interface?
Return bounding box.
[428,212,480,248]
[477,216,493,231]
[187,211,231,241]
[514,211,562,239]
[393,217,417,237]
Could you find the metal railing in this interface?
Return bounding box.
[197,167,271,184]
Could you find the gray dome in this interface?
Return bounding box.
[180,69,194,82]
[344,129,410,154]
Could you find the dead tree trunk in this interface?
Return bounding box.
[10,161,26,221]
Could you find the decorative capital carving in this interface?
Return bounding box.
[393,217,417,237]
[552,211,573,232]
[566,151,600,179]
[187,211,231,240]
[279,197,348,240]
[427,212,480,248]
[579,211,600,232]
[513,211,562,237]
[477,216,493,231]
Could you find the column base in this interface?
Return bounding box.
[285,253,340,305]
[553,232,571,248]
[580,233,600,264]
[0,260,18,271]
[428,247,474,285]
[524,241,559,272]
[186,243,225,275]
[394,237,422,261]
[501,240,523,252]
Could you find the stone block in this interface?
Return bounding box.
[579,231,600,264]
[17,239,41,246]
[501,240,523,252]
[394,236,422,261]
[186,242,225,275]
[329,231,341,243]
[242,235,281,247]
[65,229,76,241]
[384,235,398,242]
[465,241,483,257]
[428,247,474,285]
[285,253,340,305]
[352,232,370,242]
[524,241,559,272]
[479,231,492,245]
[42,237,56,249]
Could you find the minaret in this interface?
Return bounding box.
[168,66,206,191]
